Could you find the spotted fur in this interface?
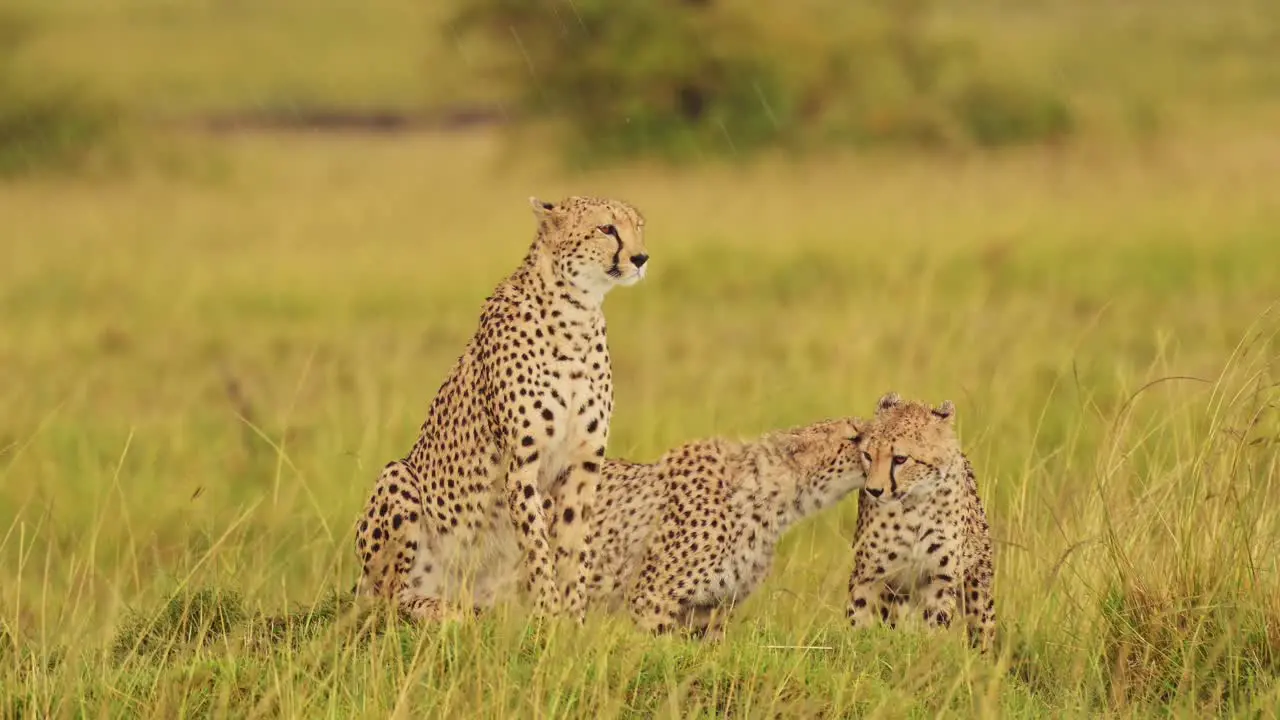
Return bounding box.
[845,392,996,653]
[571,417,866,639]
[354,196,650,623]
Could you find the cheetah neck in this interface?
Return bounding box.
[731,438,809,531]
[516,236,609,311]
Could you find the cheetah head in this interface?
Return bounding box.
[782,417,868,514]
[854,392,960,503]
[529,195,649,297]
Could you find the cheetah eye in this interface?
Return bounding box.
[861,451,872,463]
[892,455,908,466]
[598,224,619,237]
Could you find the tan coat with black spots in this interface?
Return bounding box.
[354,196,650,623]
[574,418,866,639]
[846,392,996,653]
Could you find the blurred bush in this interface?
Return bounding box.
[0,13,118,177]
[448,0,1075,165]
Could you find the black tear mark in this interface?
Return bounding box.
[601,225,623,277]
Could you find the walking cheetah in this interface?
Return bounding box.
[567,417,866,639]
[845,392,996,653]
[355,195,649,623]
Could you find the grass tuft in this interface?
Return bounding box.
[1098,578,1280,711]
[111,588,248,663]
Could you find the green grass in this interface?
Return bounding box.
[2,127,1280,716]
[2,0,1280,715]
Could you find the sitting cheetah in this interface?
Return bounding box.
[355,195,649,623]
[567,417,866,639]
[845,392,996,652]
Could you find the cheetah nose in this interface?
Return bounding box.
[865,488,884,498]
[630,253,649,268]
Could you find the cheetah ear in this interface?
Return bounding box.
[875,392,902,415]
[529,196,563,230]
[848,417,867,444]
[931,400,956,423]
[529,196,557,216]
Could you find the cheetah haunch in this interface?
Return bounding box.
[846,392,996,652]
[578,417,866,639]
[355,196,649,623]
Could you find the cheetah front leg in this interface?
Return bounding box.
[546,379,610,624]
[916,571,960,634]
[550,450,603,623]
[913,532,965,636]
[844,550,896,625]
[624,546,723,640]
[962,564,996,654]
[847,577,889,630]
[625,548,682,636]
[504,450,561,619]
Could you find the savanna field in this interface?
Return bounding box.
[3,1,1280,717]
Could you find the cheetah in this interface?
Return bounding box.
[354,195,649,623]
[845,392,996,653]
[566,417,866,639]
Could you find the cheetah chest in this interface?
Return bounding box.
[535,327,609,484]
[871,497,961,592]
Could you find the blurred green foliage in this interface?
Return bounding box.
[0,13,117,177]
[449,0,1075,164]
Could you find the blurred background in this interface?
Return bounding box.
[3,0,1278,171]
[3,0,1280,716]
